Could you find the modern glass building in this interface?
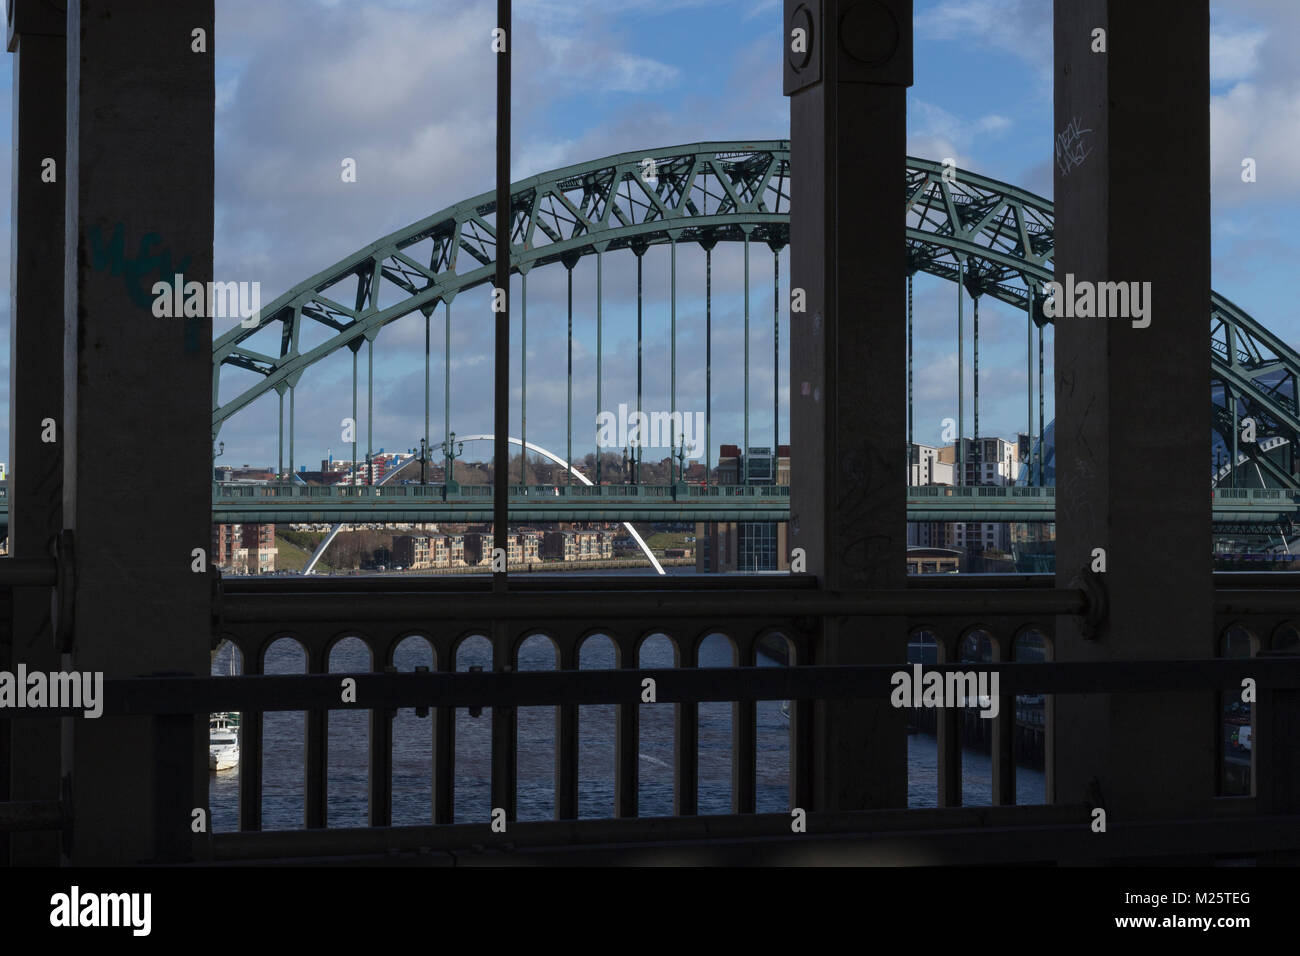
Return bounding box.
[1016,419,1056,487]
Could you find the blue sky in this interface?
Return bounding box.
[2,0,1297,473]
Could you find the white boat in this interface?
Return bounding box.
[209,713,240,771]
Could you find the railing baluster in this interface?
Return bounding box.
[992,673,1015,805]
[432,654,454,825]
[491,624,517,821]
[938,634,962,807]
[790,633,815,811]
[733,634,757,814]
[938,703,962,807]
[368,662,394,826]
[239,643,263,832]
[675,638,698,816]
[556,640,579,819]
[305,648,328,829]
[615,635,639,817]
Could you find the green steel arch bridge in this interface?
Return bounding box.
[43,140,1300,532]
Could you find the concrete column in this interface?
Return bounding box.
[1052,2,1213,819]
[63,0,214,863]
[6,0,66,866]
[785,0,912,810]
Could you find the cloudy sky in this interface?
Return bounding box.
[1,0,1297,473]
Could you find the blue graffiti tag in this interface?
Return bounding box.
[87,222,193,310]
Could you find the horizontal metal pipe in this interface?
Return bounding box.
[222,587,1087,623]
[222,571,1300,593]
[23,657,1296,719]
[223,573,821,594]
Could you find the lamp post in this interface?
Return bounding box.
[441,431,464,497]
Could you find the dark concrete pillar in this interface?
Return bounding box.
[63,0,214,863]
[785,0,912,810]
[6,0,66,866]
[1052,2,1213,819]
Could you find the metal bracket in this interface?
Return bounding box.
[1079,564,1108,641]
[50,529,74,654]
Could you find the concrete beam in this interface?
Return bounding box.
[785,0,912,810]
[1052,1,1214,819]
[62,0,213,863]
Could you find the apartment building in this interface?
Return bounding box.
[540,530,612,562]
[464,532,540,565]
[211,523,277,574]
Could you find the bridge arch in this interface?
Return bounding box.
[213,140,1300,488]
[302,434,664,575]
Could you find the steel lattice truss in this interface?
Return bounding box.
[212,140,1300,487]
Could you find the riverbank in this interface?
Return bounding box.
[382,556,696,575]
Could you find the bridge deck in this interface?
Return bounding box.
[0,485,1290,526]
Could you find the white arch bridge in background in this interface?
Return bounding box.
[303,435,665,576]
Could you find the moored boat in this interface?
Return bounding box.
[209,713,240,771]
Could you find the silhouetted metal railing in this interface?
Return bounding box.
[4,565,1300,863]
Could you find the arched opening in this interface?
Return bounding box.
[327,636,372,827]
[697,632,737,814]
[390,634,435,826]
[516,633,559,821]
[261,636,307,829]
[577,633,618,818]
[959,628,996,807]
[637,632,678,816]
[906,629,939,808]
[1220,624,1257,797]
[453,634,493,823]
[208,639,244,833]
[755,631,794,813]
[1012,629,1049,805]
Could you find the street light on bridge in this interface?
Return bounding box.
[441,432,464,497]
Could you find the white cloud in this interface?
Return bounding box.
[538,35,680,93]
[1212,81,1300,205]
[1211,27,1265,84]
[908,100,1013,171]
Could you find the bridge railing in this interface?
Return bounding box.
[905,485,1056,498]
[144,572,1300,862]
[1212,487,1300,502]
[212,481,793,501]
[2,564,1299,861]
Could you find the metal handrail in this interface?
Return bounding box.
[219,585,1088,623]
[4,657,1295,719]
